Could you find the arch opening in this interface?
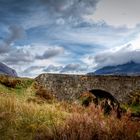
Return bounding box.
[89,89,119,104]
[80,89,121,117]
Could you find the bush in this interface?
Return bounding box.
[35,86,55,101]
[0,75,21,88]
[129,90,140,105]
[79,91,97,107]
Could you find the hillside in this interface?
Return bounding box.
[0,75,34,99]
[0,62,17,77]
[88,61,140,75]
[0,75,139,140]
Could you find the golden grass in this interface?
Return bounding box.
[0,75,139,140]
[0,95,68,140]
[0,95,139,140]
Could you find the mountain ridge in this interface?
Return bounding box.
[0,62,17,77]
[88,61,140,75]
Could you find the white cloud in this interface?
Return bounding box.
[44,63,88,74]
[3,49,34,65]
[36,46,64,59]
[22,66,45,78]
[89,44,140,69]
[129,33,140,50]
[88,0,140,28]
[61,63,87,73]
[50,22,140,50]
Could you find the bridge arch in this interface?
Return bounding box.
[89,89,119,104]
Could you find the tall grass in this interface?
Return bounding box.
[0,95,139,140]
[55,106,140,140]
[0,75,139,139]
[0,95,68,140]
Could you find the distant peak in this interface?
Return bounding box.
[127,61,136,64]
[0,62,17,77]
[89,60,140,76]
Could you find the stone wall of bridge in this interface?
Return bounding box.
[35,73,140,103]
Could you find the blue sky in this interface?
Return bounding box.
[0,0,140,77]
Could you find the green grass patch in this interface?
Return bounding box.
[0,75,35,99]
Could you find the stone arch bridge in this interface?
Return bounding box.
[35,73,140,103]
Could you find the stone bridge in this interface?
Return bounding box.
[35,73,140,103]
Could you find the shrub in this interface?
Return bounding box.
[0,75,21,88]
[79,91,97,107]
[129,90,140,105]
[35,86,55,101]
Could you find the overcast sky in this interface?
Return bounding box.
[0,0,140,77]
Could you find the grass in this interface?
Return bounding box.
[0,95,139,140]
[0,75,139,140]
[121,103,140,118]
[130,104,140,113]
[0,74,35,99]
[0,95,68,140]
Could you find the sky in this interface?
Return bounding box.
[0,0,140,77]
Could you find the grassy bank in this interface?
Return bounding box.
[0,75,139,140]
[0,95,139,140]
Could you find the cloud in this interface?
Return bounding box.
[39,0,99,23]
[0,0,100,30]
[36,47,64,59]
[92,44,140,69]
[1,0,140,77]
[3,49,34,65]
[0,25,25,54]
[90,0,140,28]
[23,66,45,74]
[6,25,25,44]
[44,63,87,73]
[0,0,34,26]
[61,63,87,73]
[44,65,63,72]
[31,22,140,51]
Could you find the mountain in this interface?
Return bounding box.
[88,61,140,76]
[0,62,17,77]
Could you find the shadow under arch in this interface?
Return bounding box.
[89,89,119,104]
